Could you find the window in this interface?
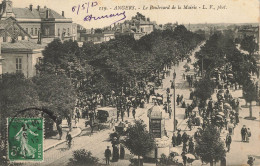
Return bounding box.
[45,27,49,36]
[35,28,38,35]
[36,57,43,64]
[67,28,70,36]
[16,57,22,73]
[58,28,60,36]
[26,28,28,33]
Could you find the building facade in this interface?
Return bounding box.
[0,0,77,42]
[1,41,45,78]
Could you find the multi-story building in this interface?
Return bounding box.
[0,0,77,42]
[1,40,46,78]
[235,25,259,44]
[81,30,115,44]
[0,17,31,42]
[0,0,79,78]
[114,12,155,40]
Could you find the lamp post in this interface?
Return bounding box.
[171,78,176,132]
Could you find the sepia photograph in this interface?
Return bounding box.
[0,0,259,165]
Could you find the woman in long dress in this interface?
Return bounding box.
[15,123,38,158]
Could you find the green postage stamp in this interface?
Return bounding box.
[8,118,44,162]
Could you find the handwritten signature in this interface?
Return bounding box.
[83,11,126,25]
[72,2,126,25]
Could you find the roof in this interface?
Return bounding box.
[2,41,46,53]
[0,17,32,38]
[12,8,65,19]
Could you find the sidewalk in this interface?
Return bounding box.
[44,119,84,151]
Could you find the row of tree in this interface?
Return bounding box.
[36,25,204,106]
[194,32,259,116]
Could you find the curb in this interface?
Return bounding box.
[44,127,83,152]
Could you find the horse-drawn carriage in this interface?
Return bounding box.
[85,107,117,132]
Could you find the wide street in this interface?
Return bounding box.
[29,42,260,166]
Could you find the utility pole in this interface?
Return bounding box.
[173,79,177,131]
[202,58,204,78]
[172,77,176,132]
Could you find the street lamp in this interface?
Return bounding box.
[171,78,176,132]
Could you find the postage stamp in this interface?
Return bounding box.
[7,118,44,162]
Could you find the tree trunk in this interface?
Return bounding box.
[138,155,141,166]
[249,102,252,118]
[210,161,214,166]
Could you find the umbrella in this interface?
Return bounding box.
[157,97,163,100]
[224,104,232,110]
[170,147,182,155]
[216,115,223,119]
[173,156,183,163]
[224,103,231,107]
[218,112,225,116]
[186,153,196,160]
[193,107,199,112]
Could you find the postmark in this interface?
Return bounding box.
[8,118,44,162]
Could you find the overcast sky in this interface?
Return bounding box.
[11,0,259,28]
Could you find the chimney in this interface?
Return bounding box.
[29,4,33,11]
[62,11,64,17]
[46,9,49,19]
[37,5,40,11]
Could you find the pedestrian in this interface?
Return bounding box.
[182,132,189,145]
[188,138,194,154]
[117,110,120,121]
[172,133,177,147]
[176,95,180,105]
[228,122,234,135]
[168,106,172,119]
[225,133,232,152]
[241,125,247,142]
[181,151,187,166]
[105,146,112,165]
[176,130,182,146]
[182,142,187,153]
[121,110,125,121]
[66,131,72,149]
[220,157,226,166]
[183,73,185,80]
[132,108,136,119]
[246,128,251,142]
[120,145,125,159]
[247,156,255,166]
[112,145,119,162]
[76,109,80,122]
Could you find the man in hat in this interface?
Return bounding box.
[241,125,247,142]
[105,146,112,165]
[225,133,232,152]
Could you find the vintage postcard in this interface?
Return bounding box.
[0,0,259,166]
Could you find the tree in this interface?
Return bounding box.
[32,73,76,133]
[123,120,155,166]
[194,78,215,102]
[195,125,226,166]
[240,36,258,55]
[243,79,258,119]
[0,73,39,165]
[67,149,99,166]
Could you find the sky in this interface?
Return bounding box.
[11,0,260,29]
